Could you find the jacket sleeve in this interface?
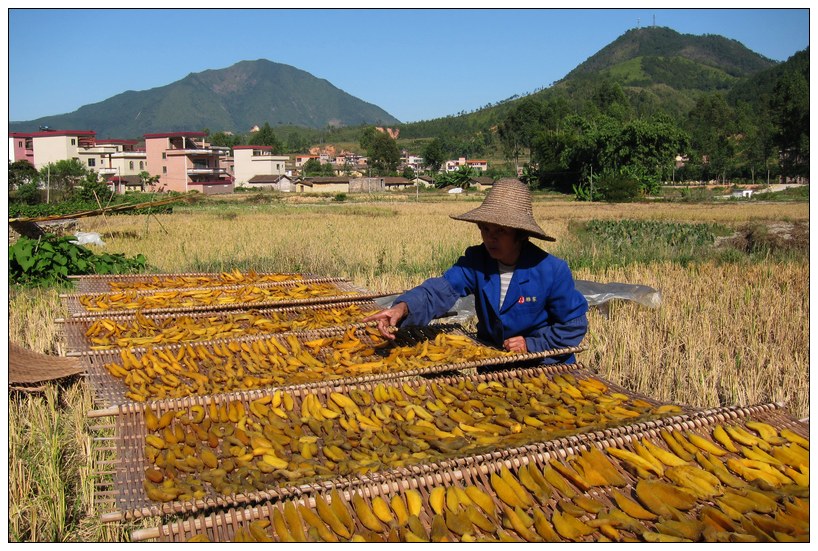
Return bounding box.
[523,260,589,355]
[395,276,461,327]
[393,250,479,327]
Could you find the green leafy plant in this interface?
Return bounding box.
[572,182,602,202]
[9,234,147,286]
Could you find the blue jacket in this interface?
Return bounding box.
[396,241,588,364]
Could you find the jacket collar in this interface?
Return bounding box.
[480,241,539,314]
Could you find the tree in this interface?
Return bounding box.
[685,93,736,183]
[38,159,90,198]
[771,69,809,179]
[497,97,545,171]
[590,79,631,120]
[8,160,39,191]
[532,113,689,196]
[359,126,378,151]
[72,172,113,202]
[301,158,324,176]
[364,131,400,176]
[285,132,310,153]
[450,165,476,189]
[612,116,690,194]
[139,171,163,192]
[422,138,447,174]
[209,131,242,148]
[248,122,283,153]
[733,101,777,184]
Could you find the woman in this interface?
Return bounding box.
[364,178,588,364]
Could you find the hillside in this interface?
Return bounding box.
[9,27,784,148]
[8,60,400,139]
[565,26,775,79]
[397,26,779,140]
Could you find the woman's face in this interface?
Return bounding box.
[478,222,523,265]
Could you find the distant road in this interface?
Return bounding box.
[756,183,808,193]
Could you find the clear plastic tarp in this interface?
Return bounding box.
[374,279,661,323]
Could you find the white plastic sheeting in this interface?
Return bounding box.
[374,279,661,323]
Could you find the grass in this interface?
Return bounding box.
[7,194,809,541]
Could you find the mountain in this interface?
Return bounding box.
[564,26,776,81]
[397,26,780,140]
[8,59,400,139]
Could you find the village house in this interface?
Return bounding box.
[9,132,35,166]
[296,176,350,193]
[9,129,96,170]
[231,145,288,186]
[246,174,297,192]
[294,154,319,168]
[382,177,413,190]
[400,154,424,172]
[8,130,149,193]
[469,176,495,191]
[444,157,489,173]
[81,139,148,193]
[413,175,437,188]
[144,131,232,195]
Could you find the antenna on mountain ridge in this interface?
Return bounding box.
[653,14,656,27]
[637,18,640,29]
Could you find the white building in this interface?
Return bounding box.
[232,146,289,186]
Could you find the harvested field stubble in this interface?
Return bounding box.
[7,198,809,542]
[578,261,809,418]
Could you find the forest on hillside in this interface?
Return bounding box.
[203,48,808,199]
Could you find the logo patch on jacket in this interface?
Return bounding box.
[518,296,537,304]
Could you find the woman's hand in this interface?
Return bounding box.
[503,336,527,354]
[362,302,409,339]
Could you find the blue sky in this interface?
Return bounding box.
[6,7,811,125]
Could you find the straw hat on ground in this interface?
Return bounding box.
[450,178,555,241]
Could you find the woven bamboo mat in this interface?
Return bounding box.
[134,402,808,542]
[91,363,683,522]
[59,300,384,354]
[60,279,383,317]
[9,341,85,387]
[68,271,318,294]
[80,324,585,407]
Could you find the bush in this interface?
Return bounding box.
[9,234,147,286]
[333,193,347,202]
[12,182,41,205]
[596,172,641,202]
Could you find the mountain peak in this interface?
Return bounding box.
[10,60,400,138]
[566,26,776,81]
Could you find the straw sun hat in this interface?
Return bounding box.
[450,178,555,241]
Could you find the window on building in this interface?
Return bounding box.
[71,139,76,146]
[88,158,96,167]
[162,153,166,159]
[139,161,144,169]
[129,161,134,170]
[162,166,167,174]
[18,141,22,147]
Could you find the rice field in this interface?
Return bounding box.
[7,194,809,541]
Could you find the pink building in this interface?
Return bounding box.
[9,132,35,166]
[144,132,232,194]
[8,129,96,170]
